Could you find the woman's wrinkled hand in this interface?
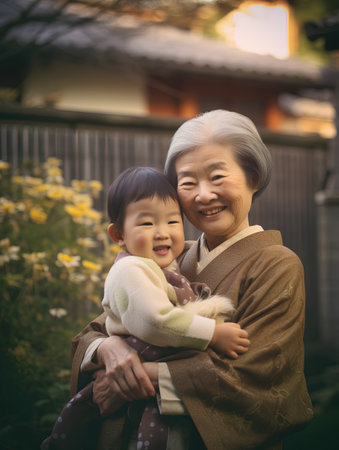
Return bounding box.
[92,369,126,416]
[96,335,156,402]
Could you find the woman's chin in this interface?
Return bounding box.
[197,218,231,237]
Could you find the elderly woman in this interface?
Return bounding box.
[71,110,313,449]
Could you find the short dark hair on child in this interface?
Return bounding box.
[107,167,181,232]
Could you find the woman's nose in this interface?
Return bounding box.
[196,182,217,203]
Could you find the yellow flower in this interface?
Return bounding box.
[12,176,24,185]
[89,295,102,306]
[47,166,62,176]
[74,194,92,210]
[57,252,80,268]
[0,198,16,213]
[47,157,62,167]
[0,160,9,170]
[89,180,103,198]
[16,202,26,212]
[72,180,87,192]
[110,244,124,254]
[35,183,51,194]
[0,238,10,248]
[85,209,101,222]
[61,187,74,202]
[82,260,102,273]
[0,255,9,266]
[33,263,49,272]
[0,239,20,265]
[29,207,47,224]
[36,184,73,201]
[25,176,43,186]
[65,204,83,218]
[47,186,64,200]
[46,168,63,184]
[23,187,39,197]
[77,237,98,248]
[90,180,103,191]
[23,252,46,264]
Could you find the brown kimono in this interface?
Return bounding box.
[71,230,313,450]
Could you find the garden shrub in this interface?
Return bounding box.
[0,158,120,449]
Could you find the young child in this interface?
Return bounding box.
[42,167,250,450]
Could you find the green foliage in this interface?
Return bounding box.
[0,158,120,449]
[293,0,337,63]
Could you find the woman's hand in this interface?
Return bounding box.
[210,322,250,359]
[96,335,156,401]
[143,362,159,391]
[92,369,126,416]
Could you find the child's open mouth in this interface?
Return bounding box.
[153,245,170,255]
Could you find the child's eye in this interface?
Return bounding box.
[168,220,179,224]
[140,222,153,226]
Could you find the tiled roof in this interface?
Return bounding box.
[1,1,330,86]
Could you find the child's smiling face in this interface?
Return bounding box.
[116,195,185,269]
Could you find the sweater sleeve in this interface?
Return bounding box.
[102,256,215,350]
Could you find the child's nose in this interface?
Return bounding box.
[155,226,169,239]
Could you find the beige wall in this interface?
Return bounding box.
[22,56,148,115]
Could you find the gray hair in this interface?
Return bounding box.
[164,110,272,199]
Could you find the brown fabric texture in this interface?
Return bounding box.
[70,231,313,450]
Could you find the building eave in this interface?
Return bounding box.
[1,3,335,89]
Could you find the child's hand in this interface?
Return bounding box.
[210,322,250,358]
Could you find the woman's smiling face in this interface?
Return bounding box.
[175,143,257,250]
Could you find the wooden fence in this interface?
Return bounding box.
[0,105,329,342]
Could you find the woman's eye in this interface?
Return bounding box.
[212,174,224,181]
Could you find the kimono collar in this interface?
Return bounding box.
[180,230,282,293]
[198,225,264,274]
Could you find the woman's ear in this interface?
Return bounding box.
[108,223,125,247]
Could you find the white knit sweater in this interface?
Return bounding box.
[102,255,233,351]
